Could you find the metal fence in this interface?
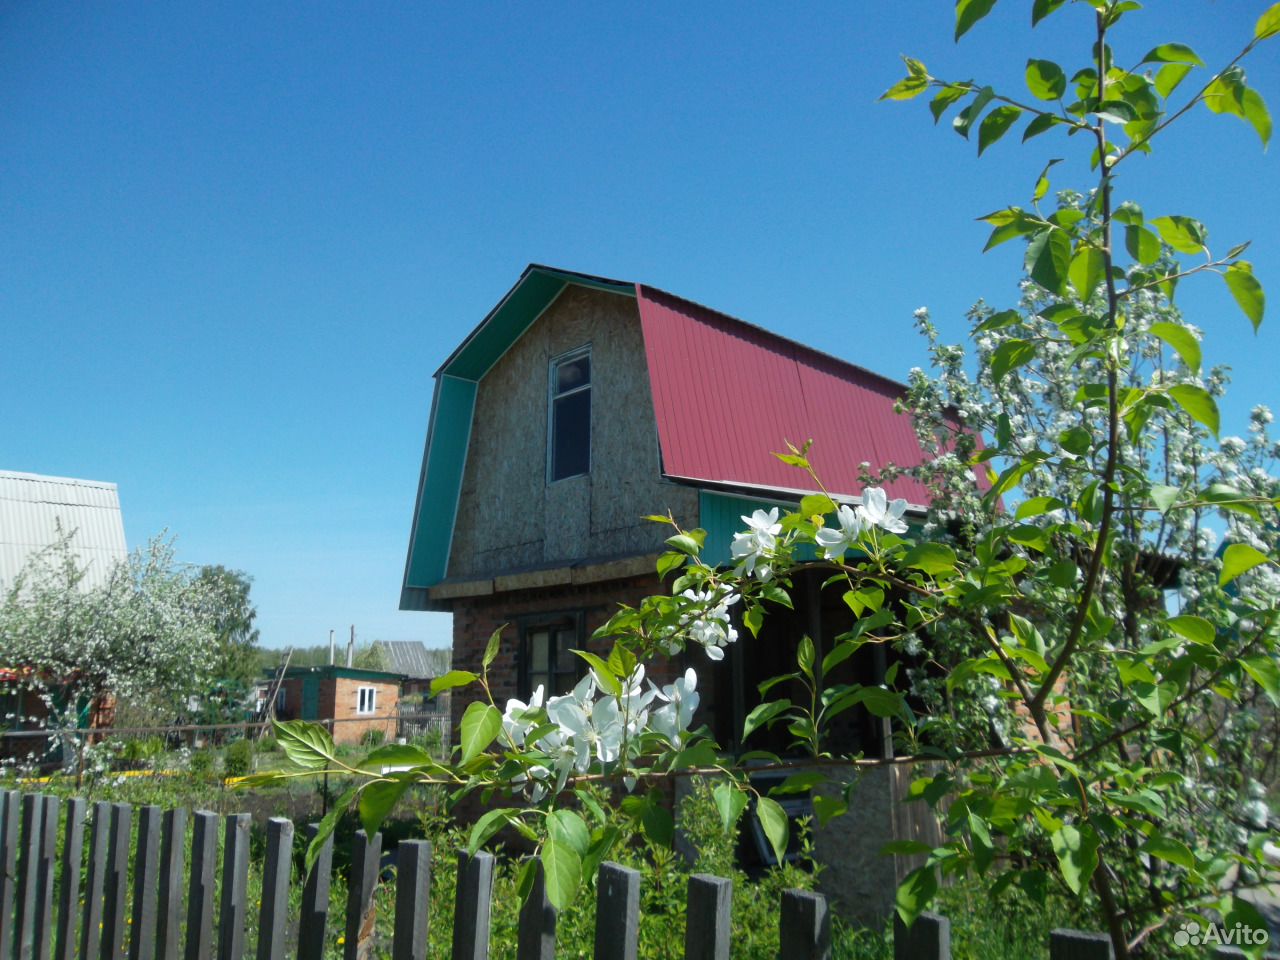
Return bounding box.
[0,788,1219,960]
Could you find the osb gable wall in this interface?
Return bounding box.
[448,285,698,580]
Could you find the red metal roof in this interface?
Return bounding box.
[635,284,942,505]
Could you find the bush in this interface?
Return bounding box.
[223,738,253,779]
[188,748,215,780]
[360,728,386,748]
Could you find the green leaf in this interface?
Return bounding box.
[743,604,764,637]
[1031,0,1065,26]
[1124,224,1161,266]
[1223,542,1274,587]
[1025,228,1071,294]
[1240,86,1272,147]
[548,810,591,856]
[713,783,749,833]
[800,493,836,517]
[953,86,995,138]
[459,701,502,764]
[540,838,582,911]
[1224,261,1265,332]
[1168,384,1220,437]
[1069,245,1105,301]
[1022,112,1059,141]
[902,542,958,576]
[1031,158,1061,203]
[881,74,930,102]
[990,339,1038,385]
[755,796,790,864]
[1150,215,1206,255]
[482,625,504,670]
[656,551,685,579]
[978,106,1022,154]
[571,650,621,697]
[274,719,337,771]
[430,670,479,697]
[1139,43,1205,67]
[1050,823,1100,895]
[812,795,847,827]
[1258,2,1280,39]
[1166,615,1215,647]
[1155,63,1193,99]
[1025,60,1066,100]
[955,0,998,39]
[1140,835,1195,870]
[896,865,939,927]
[357,744,434,773]
[306,782,359,875]
[468,808,516,854]
[975,308,1022,331]
[1148,322,1201,372]
[665,533,701,556]
[930,83,971,123]
[1150,484,1180,513]
[1243,656,1280,705]
[642,797,675,846]
[743,699,791,741]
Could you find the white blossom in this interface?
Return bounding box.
[857,487,910,534]
[731,508,780,580]
[815,504,865,559]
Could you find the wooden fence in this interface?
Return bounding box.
[0,790,1249,960]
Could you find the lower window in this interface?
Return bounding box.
[519,613,584,700]
[357,686,377,715]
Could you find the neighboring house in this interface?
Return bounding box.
[0,471,128,760]
[271,665,404,745]
[399,265,953,918]
[372,640,452,698]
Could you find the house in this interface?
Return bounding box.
[372,640,452,699]
[271,664,404,746]
[0,470,128,762]
[398,265,954,918]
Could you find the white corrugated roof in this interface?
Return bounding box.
[0,470,128,590]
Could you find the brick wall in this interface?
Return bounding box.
[328,677,399,745]
[449,572,679,736]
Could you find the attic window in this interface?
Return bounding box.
[549,347,591,481]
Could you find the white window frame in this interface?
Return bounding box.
[356,686,377,715]
[547,344,592,482]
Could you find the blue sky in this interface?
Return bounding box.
[3,2,1276,651]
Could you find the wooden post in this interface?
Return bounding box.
[778,889,830,960]
[684,874,732,960]
[14,792,45,960]
[156,808,187,960]
[393,840,431,960]
[217,814,251,960]
[79,801,112,960]
[53,798,86,960]
[343,830,382,960]
[34,795,60,960]
[451,849,494,960]
[1,791,19,960]
[296,826,334,960]
[515,859,555,960]
[102,803,133,960]
[184,811,218,960]
[594,862,640,960]
[1049,930,1115,959]
[895,912,951,960]
[130,806,162,960]
[256,818,293,960]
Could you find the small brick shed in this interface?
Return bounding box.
[272,665,404,746]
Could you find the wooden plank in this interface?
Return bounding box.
[1048,930,1114,960]
[33,795,60,960]
[255,819,293,960]
[184,811,218,960]
[217,814,250,960]
[1,791,20,960]
[778,890,830,960]
[129,806,162,960]
[15,792,46,960]
[450,849,494,960]
[296,825,334,960]
[515,859,555,960]
[683,874,731,960]
[53,798,86,960]
[894,912,951,960]
[156,808,187,960]
[101,803,133,960]
[343,830,382,960]
[392,840,431,960]
[79,801,113,960]
[593,862,640,960]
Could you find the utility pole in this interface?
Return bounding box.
[346,625,354,668]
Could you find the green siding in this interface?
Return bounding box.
[301,677,320,721]
[406,375,477,588]
[699,490,797,567]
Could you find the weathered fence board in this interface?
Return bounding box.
[343,829,381,960]
[595,862,641,960]
[102,802,133,960]
[79,801,112,960]
[130,805,162,960]
[156,808,186,960]
[515,860,555,960]
[0,792,19,960]
[1049,929,1115,960]
[393,840,431,960]
[254,818,293,960]
[184,811,218,960]
[217,814,251,960]
[451,849,495,960]
[296,825,334,960]
[33,795,59,960]
[684,874,732,960]
[14,792,45,960]
[779,889,831,960]
[894,912,951,960]
[52,798,85,960]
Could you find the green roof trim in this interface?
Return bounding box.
[277,665,406,683]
